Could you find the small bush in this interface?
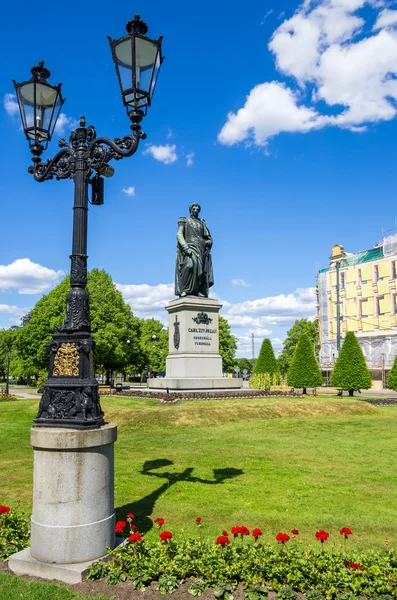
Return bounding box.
[0,506,30,560]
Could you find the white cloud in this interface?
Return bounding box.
[0,258,64,294]
[227,287,316,317]
[261,9,274,24]
[232,279,250,287]
[219,0,397,148]
[4,93,19,117]
[0,304,26,316]
[143,144,178,164]
[373,9,397,30]
[55,113,78,135]
[186,152,195,167]
[116,282,174,322]
[122,186,136,197]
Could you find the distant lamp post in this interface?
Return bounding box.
[5,348,11,395]
[12,15,163,429]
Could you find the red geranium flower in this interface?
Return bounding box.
[127,513,135,519]
[252,528,263,539]
[347,562,362,570]
[276,532,290,544]
[231,526,240,537]
[177,489,181,493]
[130,524,138,531]
[240,526,250,536]
[129,532,142,542]
[115,520,126,534]
[315,530,329,543]
[196,517,201,524]
[222,530,228,536]
[291,529,299,536]
[215,535,230,546]
[154,517,165,528]
[340,527,353,538]
[0,506,10,514]
[160,530,173,542]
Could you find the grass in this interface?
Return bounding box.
[0,572,111,599]
[1,395,397,549]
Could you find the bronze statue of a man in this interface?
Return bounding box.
[175,203,214,297]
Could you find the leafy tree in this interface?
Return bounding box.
[278,319,319,375]
[254,338,278,375]
[331,332,372,396]
[388,356,397,391]
[139,318,168,374]
[0,329,15,382]
[219,316,238,372]
[287,332,323,394]
[13,269,141,379]
[233,357,253,374]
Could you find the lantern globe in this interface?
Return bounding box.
[109,14,163,117]
[13,61,65,149]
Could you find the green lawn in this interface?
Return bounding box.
[0,572,111,599]
[1,395,397,549]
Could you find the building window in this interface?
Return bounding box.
[393,261,397,279]
[340,272,345,289]
[360,300,369,318]
[394,294,397,315]
[359,269,367,285]
[377,295,385,316]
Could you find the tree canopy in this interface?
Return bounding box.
[388,356,397,391]
[287,332,323,393]
[254,338,278,375]
[278,319,318,375]
[219,316,238,372]
[331,332,372,395]
[140,318,168,373]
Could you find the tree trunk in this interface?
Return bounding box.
[105,370,111,385]
[302,387,307,395]
[348,389,354,396]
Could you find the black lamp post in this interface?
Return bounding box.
[12,15,163,429]
[5,348,11,395]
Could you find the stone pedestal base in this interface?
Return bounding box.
[9,423,117,576]
[150,296,242,391]
[8,547,108,585]
[148,376,242,390]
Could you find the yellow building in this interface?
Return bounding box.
[318,235,397,388]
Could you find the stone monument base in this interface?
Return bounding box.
[148,296,242,391]
[8,547,110,585]
[148,376,241,390]
[9,423,117,583]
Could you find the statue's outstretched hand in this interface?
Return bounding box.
[184,247,193,256]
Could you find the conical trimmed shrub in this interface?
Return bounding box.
[287,333,322,394]
[254,338,278,375]
[388,355,397,390]
[331,332,371,396]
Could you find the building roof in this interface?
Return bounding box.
[319,247,384,273]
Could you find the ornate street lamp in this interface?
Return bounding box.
[12,16,163,430]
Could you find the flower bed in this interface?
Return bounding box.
[87,517,397,598]
[0,393,18,402]
[0,505,30,560]
[361,398,397,406]
[113,389,303,403]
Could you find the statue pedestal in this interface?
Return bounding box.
[8,423,117,583]
[148,297,242,390]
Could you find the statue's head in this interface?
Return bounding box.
[189,203,201,215]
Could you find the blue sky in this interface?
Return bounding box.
[2,0,397,357]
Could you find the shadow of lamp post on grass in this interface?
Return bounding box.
[117,459,244,533]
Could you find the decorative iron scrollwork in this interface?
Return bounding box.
[53,343,80,377]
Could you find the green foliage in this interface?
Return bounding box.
[234,358,253,374]
[0,329,15,381]
[188,579,207,596]
[0,394,18,402]
[0,507,30,561]
[140,318,168,373]
[254,339,278,375]
[219,316,238,372]
[331,332,372,394]
[157,573,179,594]
[87,536,397,598]
[249,373,281,390]
[278,319,319,375]
[12,269,141,376]
[287,333,323,391]
[388,355,397,390]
